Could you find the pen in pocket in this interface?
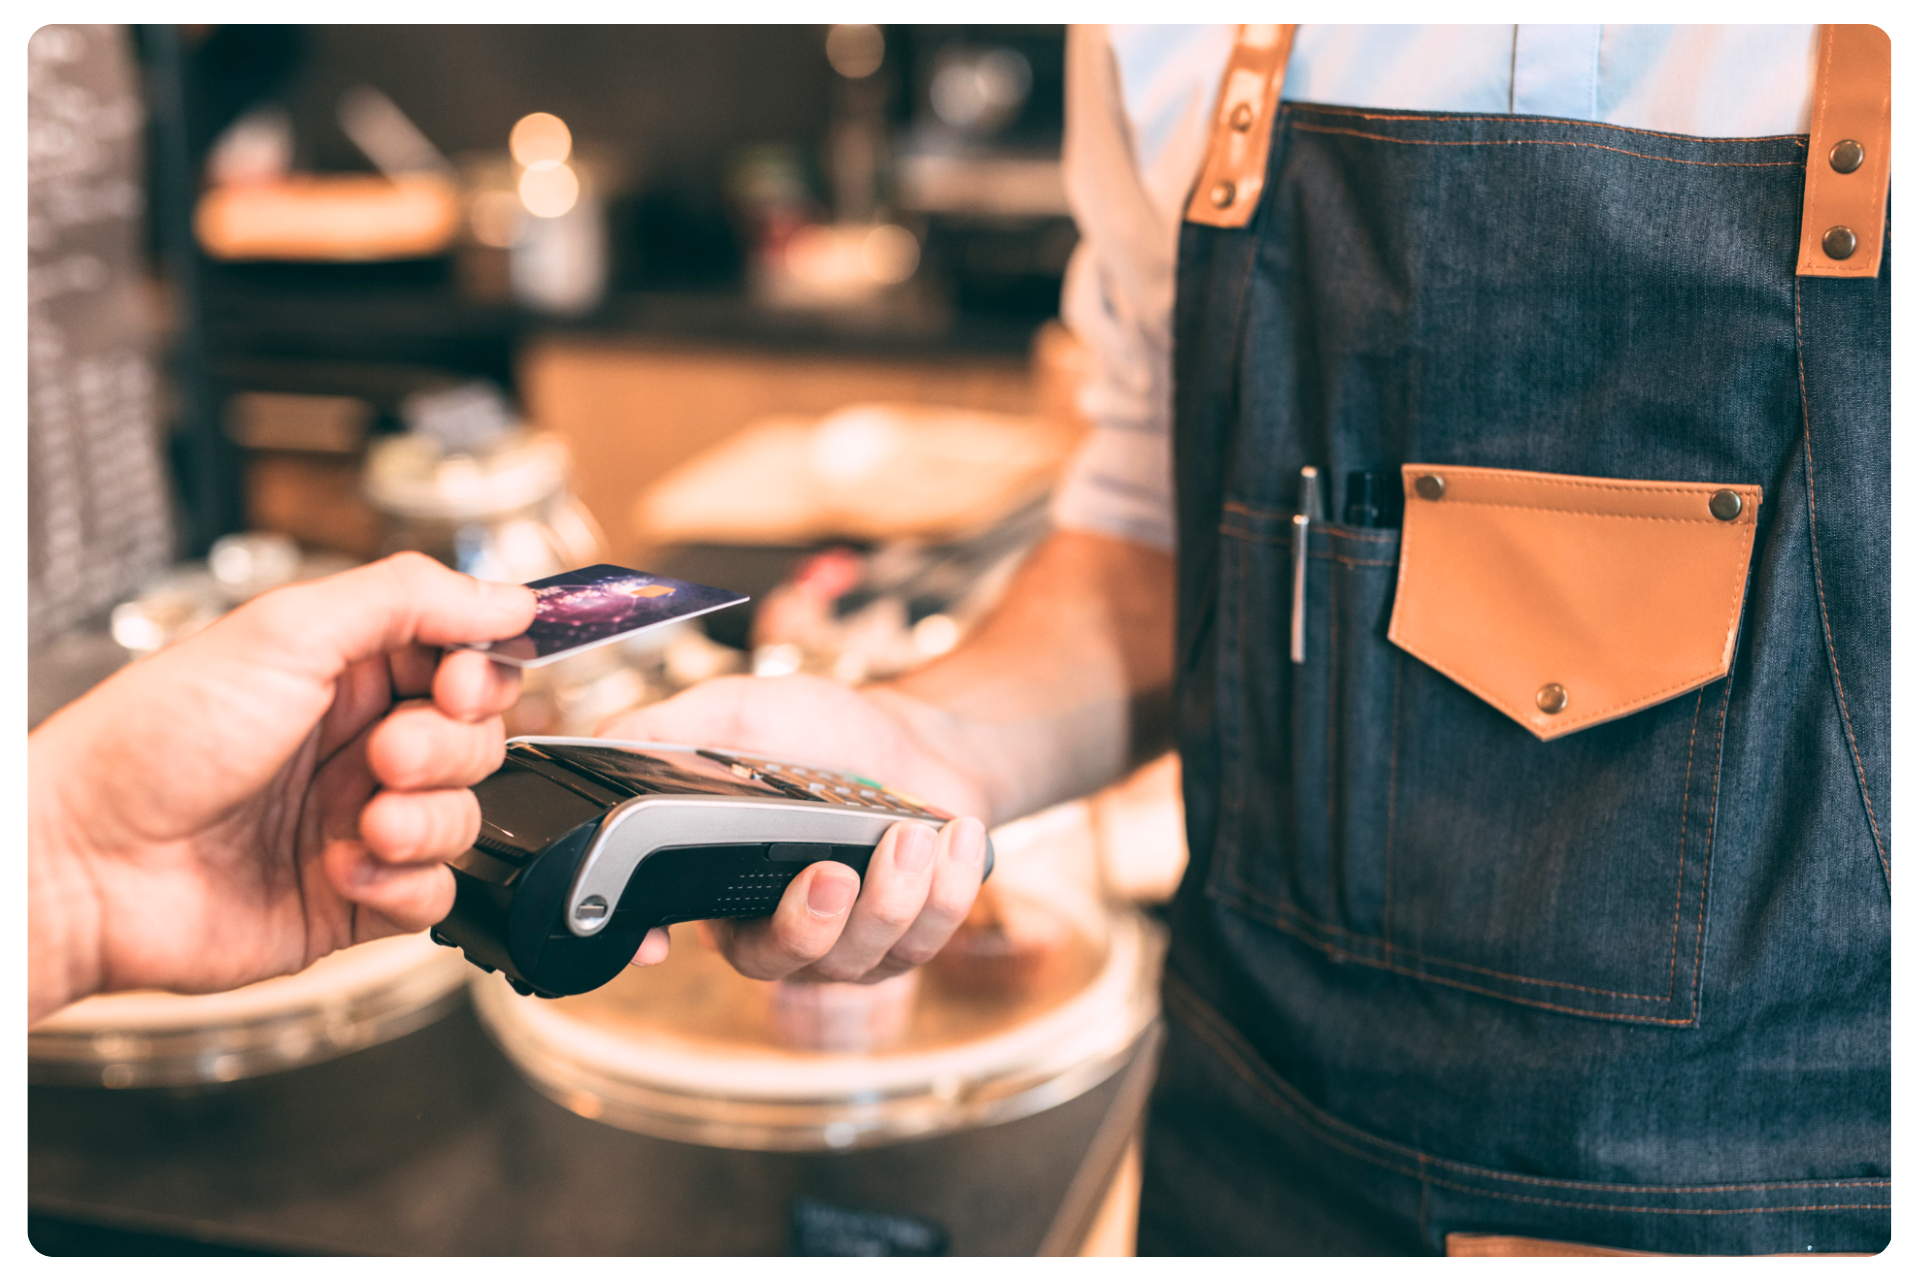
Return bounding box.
[1291,465,1321,664]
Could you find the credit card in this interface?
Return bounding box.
[454,564,748,668]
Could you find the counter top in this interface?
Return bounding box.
[29,993,1152,1256]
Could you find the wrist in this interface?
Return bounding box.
[28,722,106,1023]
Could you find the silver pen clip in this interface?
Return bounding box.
[1290,465,1321,665]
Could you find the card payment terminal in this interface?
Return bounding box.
[432,738,992,998]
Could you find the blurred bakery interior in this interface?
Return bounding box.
[27,24,1185,1256]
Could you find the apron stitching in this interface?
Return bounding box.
[1290,123,1803,169]
[1222,891,1683,1003]
[1236,481,1759,509]
[1367,473,1753,498]
[1793,277,1891,887]
[1663,688,1708,1003]
[1425,1185,1884,1216]
[1221,504,1399,539]
[1218,527,1394,565]
[1815,34,1835,160]
[1685,674,1737,1022]
[1356,956,1692,1020]
[1217,517,1250,907]
[1166,979,1886,1195]
[1299,107,1808,147]
[1326,546,1342,949]
[1382,649,1405,961]
[1384,502,1747,524]
[1199,220,1268,912]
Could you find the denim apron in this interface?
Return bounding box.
[1142,52,1892,1255]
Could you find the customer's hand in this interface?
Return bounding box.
[599,673,992,982]
[28,553,536,1023]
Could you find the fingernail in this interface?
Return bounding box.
[895,823,935,874]
[948,817,985,866]
[629,927,669,967]
[807,865,859,917]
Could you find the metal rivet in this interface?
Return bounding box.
[1708,489,1743,521]
[1414,473,1447,501]
[1209,180,1236,209]
[1229,102,1255,132]
[1536,684,1568,715]
[1829,138,1865,174]
[574,895,609,922]
[1822,225,1857,260]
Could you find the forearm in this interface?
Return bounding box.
[870,529,1174,825]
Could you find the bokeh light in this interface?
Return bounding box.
[930,48,1031,133]
[518,163,580,218]
[825,24,884,79]
[860,224,919,284]
[509,112,573,170]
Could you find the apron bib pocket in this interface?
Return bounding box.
[1209,466,1761,1025]
[1388,464,1761,741]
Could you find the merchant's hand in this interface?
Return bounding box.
[598,673,991,982]
[28,552,536,1024]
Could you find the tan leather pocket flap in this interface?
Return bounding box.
[1387,465,1761,742]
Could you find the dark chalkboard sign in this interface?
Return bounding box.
[28,24,174,646]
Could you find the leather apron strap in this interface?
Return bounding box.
[1185,22,1892,281]
[1183,23,1297,227]
[1796,24,1891,278]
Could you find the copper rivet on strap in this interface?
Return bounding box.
[1536,684,1568,715]
[1229,102,1255,132]
[1414,473,1446,501]
[1708,489,1744,521]
[1829,138,1865,174]
[1822,225,1858,260]
[1209,180,1236,209]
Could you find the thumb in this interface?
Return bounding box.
[229,552,537,680]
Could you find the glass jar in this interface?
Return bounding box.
[363,427,606,584]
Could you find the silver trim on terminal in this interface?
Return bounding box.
[566,796,922,936]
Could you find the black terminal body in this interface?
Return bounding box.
[432,738,992,999]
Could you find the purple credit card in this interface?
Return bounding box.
[454,564,747,668]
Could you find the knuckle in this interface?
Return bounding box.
[888,941,940,969]
[928,871,976,910]
[358,798,408,851]
[929,886,978,924]
[369,732,429,788]
[382,550,441,582]
[725,952,784,982]
[766,923,835,971]
[239,589,307,650]
[430,791,481,854]
[866,901,918,932]
[811,957,864,983]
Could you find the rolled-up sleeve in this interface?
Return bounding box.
[1050,24,1233,553]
